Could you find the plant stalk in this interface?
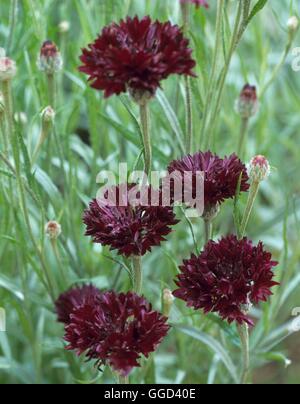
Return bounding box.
[139,102,152,178]
[132,255,142,295]
[238,323,250,384]
[239,180,260,238]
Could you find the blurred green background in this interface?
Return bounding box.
[0,0,299,384]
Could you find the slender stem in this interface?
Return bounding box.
[132,255,142,295]
[32,123,51,165]
[204,1,243,149]
[185,76,193,153]
[238,323,250,384]
[139,102,151,178]
[0,114,8,155]
[2,80,56,302]
[237,117,249,158]
[239,180,260,238]
[6,0,18,54]
[204,219,212,244]
[47,73,56,107]
[260,41,293,99]
[51,239,68,287]
[200,0,224,147]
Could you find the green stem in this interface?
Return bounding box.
[239,180,260,238]
[132,255,142,295]
[51,239,68,287]
[259,40,293,99]
[204,1,243,149]
[32,124,51,165]
[237,117,249,158]
[200,0,224,147]
[185,76,193,153]
[6,0,18,54]
[139,102,152,178]
[238,323,250,384]
[0,114,8,155]
[47,73,56,107]
[2,80,56,302]
[204,219,213,244]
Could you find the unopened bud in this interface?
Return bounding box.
[41,106,55,123]
[58,21,70,33]
[287,16,299,33]
[162,289,175,317]
[235,84,259,119]
[0,57,17,81]
[37,40,63,74]
[14,112,28,126]
[45,221,62,240]
[248,155,271,183]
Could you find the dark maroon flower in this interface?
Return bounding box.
[83,184,178,257]
[64,291,170,376]
[79,16,196,98]
[173,235,279,326]
[55,284,101,324]
[181,0,209,8]
[167,151,249,214]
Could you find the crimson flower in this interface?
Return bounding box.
[173,235,279,326]
[83,184,178,257]
[64,291,170,376]
[79,16,196,98]
[55,284,101,324]
[181,0,209,8]
[167,151,249,215]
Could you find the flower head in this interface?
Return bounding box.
[181,0,209,8]
[45,221,62,240]
[167,151,249,214]
[79,16,196,99]
[37,40,63,74]
[55,284,101,324]
[248,155,271,183]
[83,184,178,257]
[173,235,279,326]
[236,84,259,119]
[0,57,17,81]
[64,291,170,376]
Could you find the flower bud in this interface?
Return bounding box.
[37,40,63,74]
[162,289,174,317]
[248,155,271,183]
[58,21,70,33]
[235,84,259,119]
[0,57,17,81]
[14,112,28,126]
[45,221,62,240]
[287,16,299,33]
[41,106,55,123]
